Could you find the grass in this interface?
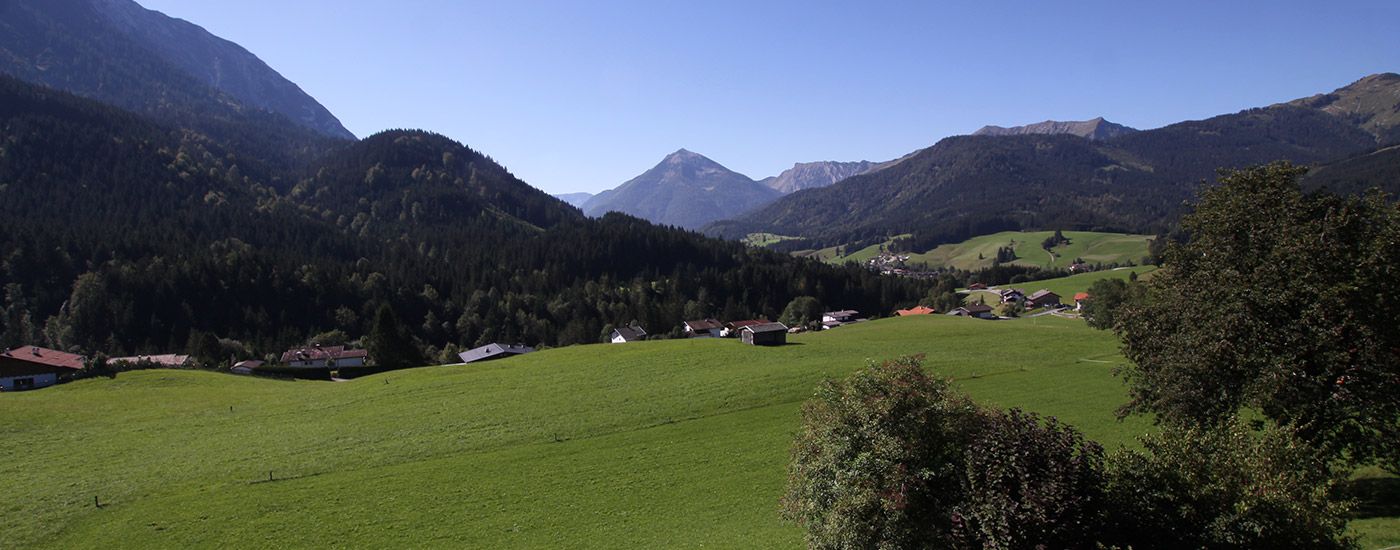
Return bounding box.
[2,315,1393,548]
[743,232,802,247]
[962,266,1159,306]
[914,230,1154,270]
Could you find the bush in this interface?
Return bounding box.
[781,356,981,549]
[1104,420,1355,550]
[955,409,1106,549]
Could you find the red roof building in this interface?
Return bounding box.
[1,346,84,391]
[895,305,937,316]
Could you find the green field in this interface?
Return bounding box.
[743,232,802,247]
[3,316,1394,548]
[915,230,1154,270]
[962,266,1160,307]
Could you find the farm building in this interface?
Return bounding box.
[951,304,997,319]
[968,282,988,290]
[458,343,535,364]
[999,289,1025,304]
[723,319,769,337]
[682,319,724,338]
[279,345,368,368]
[895,305,936,316]
[1074,292,1090,311]
[0,346,84,391]
[610,325,647,343]
[822,310,860,324]
[230,360,263,375]
[1026,290,1062,308]
[108,354,191,368]
[741,322,789,346]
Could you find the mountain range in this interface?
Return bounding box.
[973,117,1138,141]
[0,0,925,357]
[707,73,1400,252]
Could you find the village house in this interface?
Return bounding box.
[741,322,789,346]
[951,304,997,320]
[108,354,192,369]
[722,319,769,337]
[231,360,263,375]
[895,305,937,316]
[1026,290,1062,309]
[822,310,860,324]
[279,345,368,368]
[682,319,724,338]
[999,289,1025,304]
[0,346,84,391]
[610,325,647,343]
[1074,292,1090,311]
[458,343,535,364]
[968,282,988,290]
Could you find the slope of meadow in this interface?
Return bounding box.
[2,316,1392,548]
[915,230,1154,270]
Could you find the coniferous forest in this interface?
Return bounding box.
[0,75,929,362]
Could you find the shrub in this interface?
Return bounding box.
[781,356,982,549]
[1103,420,1355,550]
[955,409,1106,549]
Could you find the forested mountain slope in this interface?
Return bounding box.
[0,76,928,360]
[709,74,1400,252]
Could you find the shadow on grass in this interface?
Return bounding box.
[1349,476,1400,520]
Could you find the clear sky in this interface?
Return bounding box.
[138,1,1399,195]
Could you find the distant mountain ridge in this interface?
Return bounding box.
[761,160,882,193]
[553,192,594,208]
[582,149,782,229]
[974,117,1137,141]
[708,74,1400,251]
[0,0,353,139]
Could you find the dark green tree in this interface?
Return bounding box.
[1080,278,1135,330]
[1117,162,1400,471]
[778,296,824,328]
[367,304,425,370]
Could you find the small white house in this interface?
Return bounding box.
[0,346,84,391]
[610,325,647,343]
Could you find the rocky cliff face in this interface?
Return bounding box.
[974,117,1137,141]
[761,160,881,194]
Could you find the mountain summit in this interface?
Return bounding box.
[0,0,354,139]
[761,160,884,194]
[973,117,1138,141]
[582,150,781,228]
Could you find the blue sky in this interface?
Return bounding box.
[139,1,1399,194]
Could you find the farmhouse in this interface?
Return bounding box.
[610,325,647,343]
[0,346,84,391]
[723,319,769,337]
[951,304,997,319]
[108,354,191,368]
[822,310,860,324]
[1026,290,1061,309]
[895,305,936,316]
[999,289,1025,304]
[1074,292,1090,311]
[279,345,368,368]
[682,319,724,338]
[741,322,789,346]
[458,343,535,364]
[230,360,263,375]
[968,282,988,290]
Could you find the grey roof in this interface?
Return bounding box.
[613,325,648,341]
[825,310,859,317]
[743,322,790,334]
[1028,289,1059,300]
[684,319,724,331]
[961,304,994,314]
[458,343,535,364]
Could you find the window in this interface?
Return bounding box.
[14,377,34,390]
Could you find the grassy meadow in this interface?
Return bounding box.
[914,230,1154,270]
[961,265,1160,307]
[3,315,1394,548]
